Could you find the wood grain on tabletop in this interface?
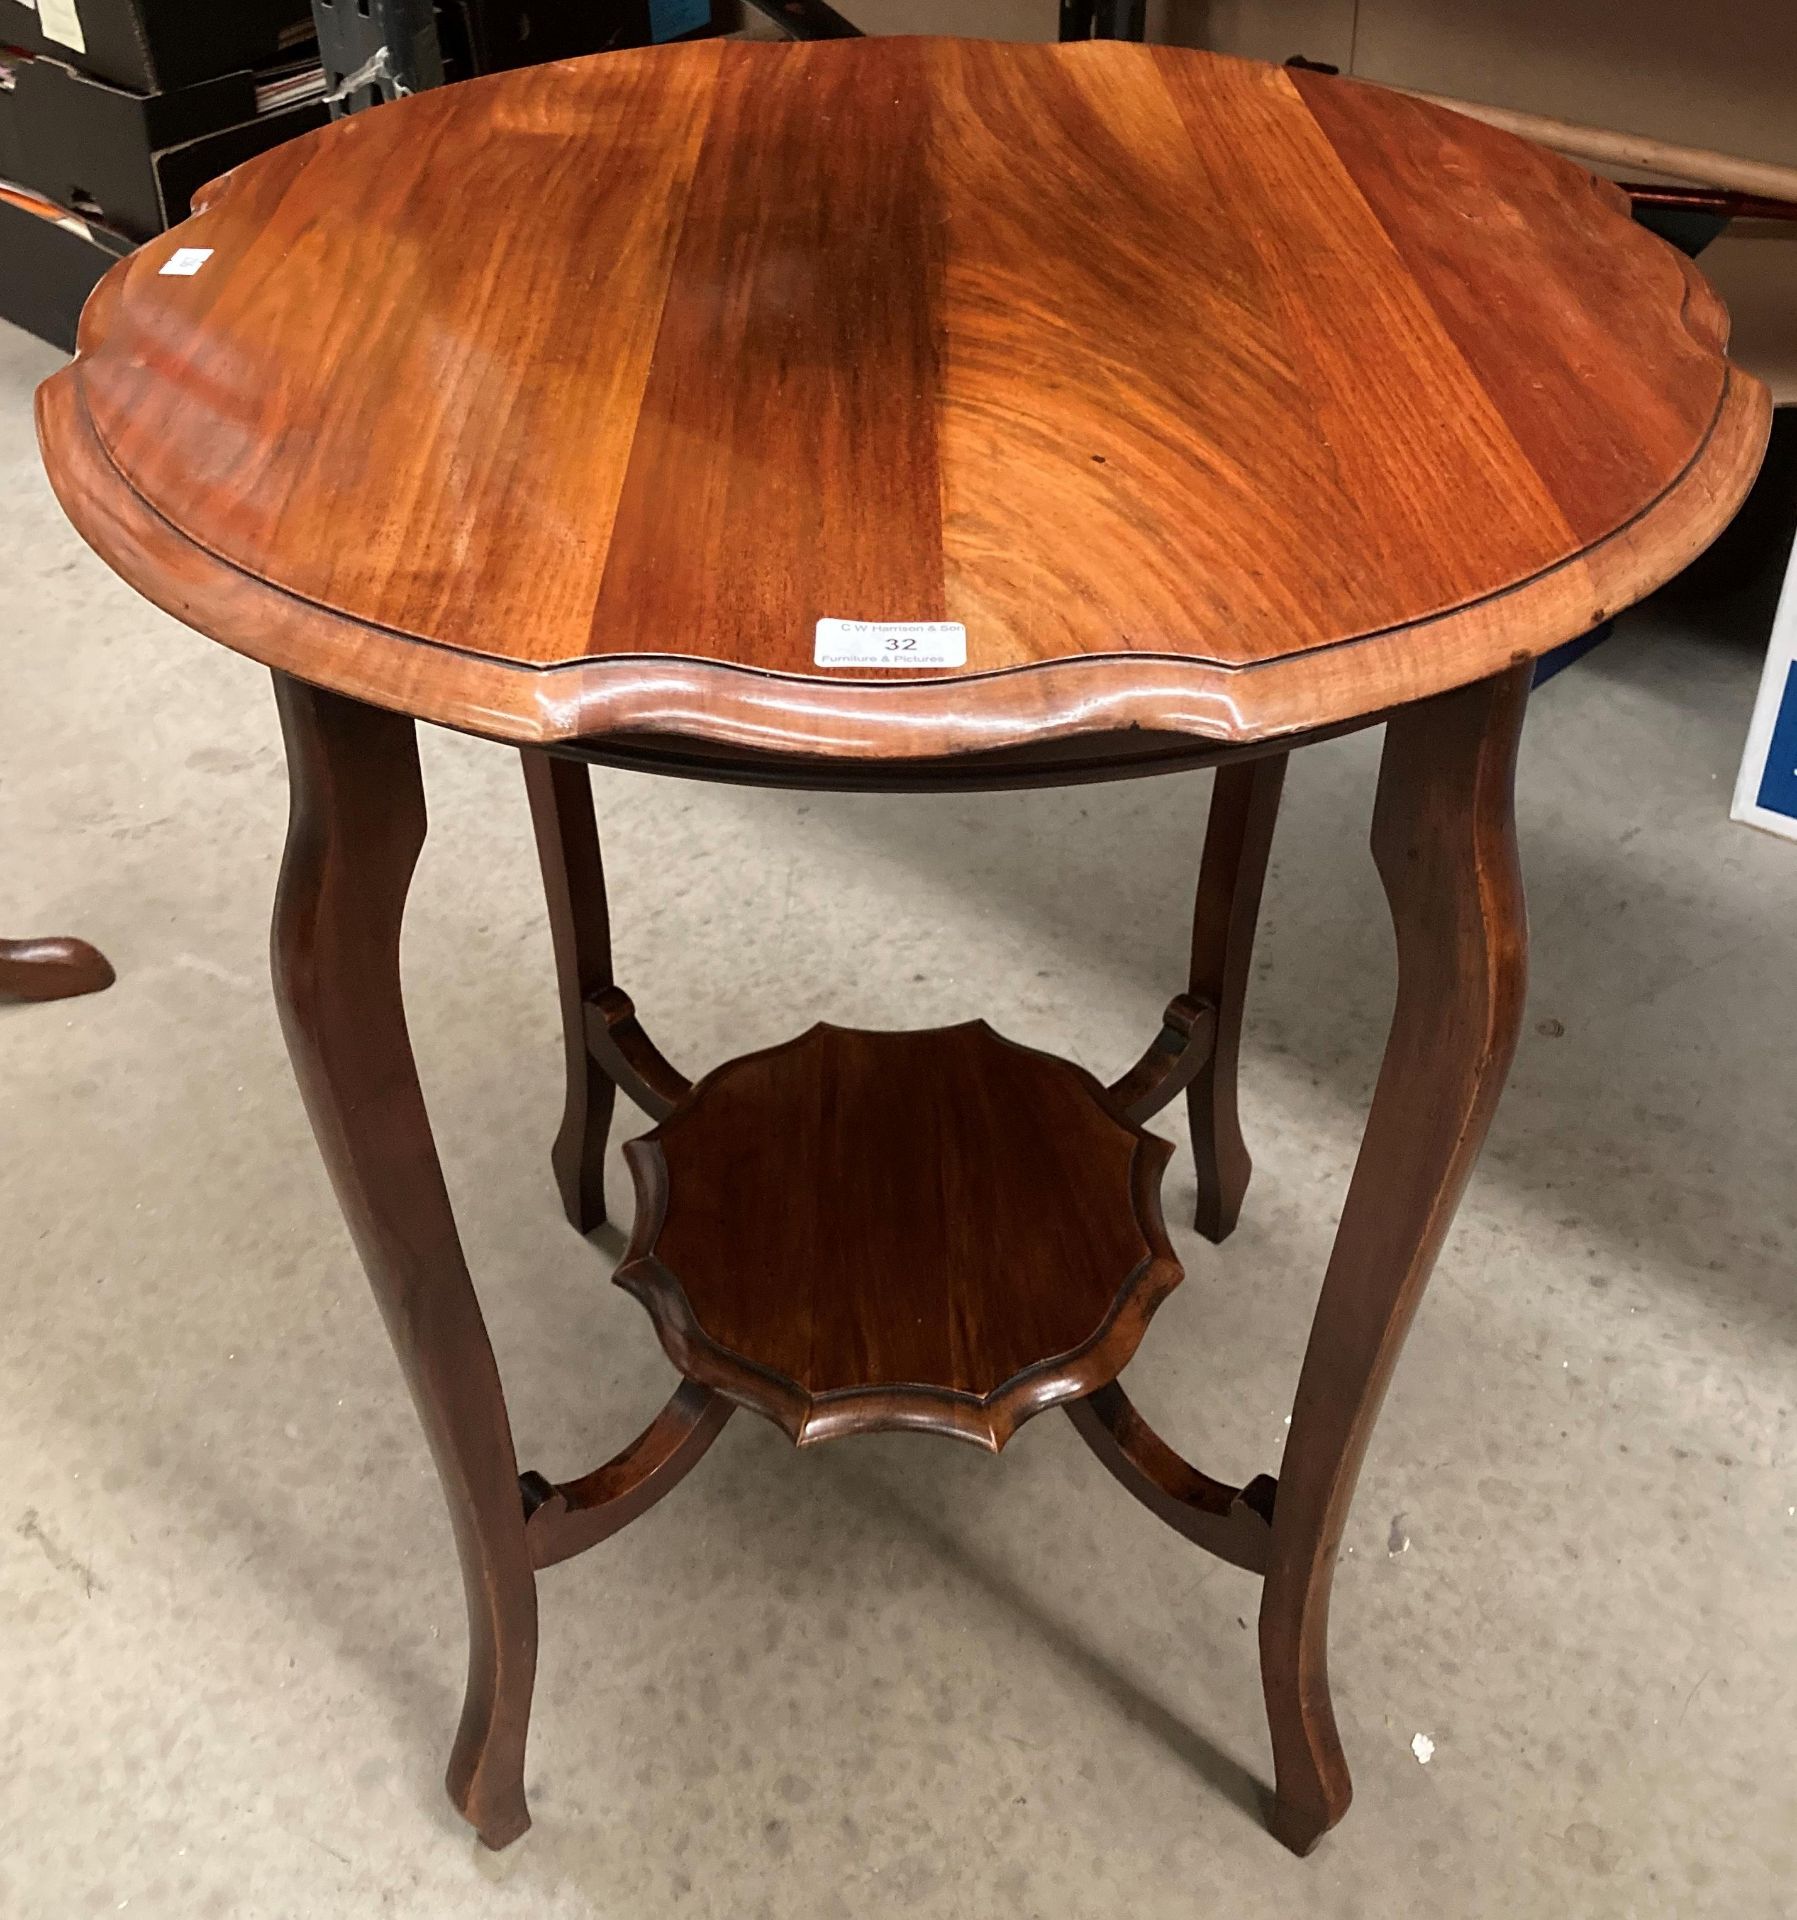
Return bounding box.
[614,1021,1183,1451]
[37,37,1768,757]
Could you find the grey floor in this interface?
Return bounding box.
[3,313,1794,1920]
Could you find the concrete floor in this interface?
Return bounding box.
[3,312,1795,1920]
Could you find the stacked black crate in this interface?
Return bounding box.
[0,0,324,347]
[309,0,729,106]
[1,0,742,350]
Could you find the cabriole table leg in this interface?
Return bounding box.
[1187,752,1286,1243]
[1260,663,1531,1853]
[522,748,618,1236]
[271,673,539,1849]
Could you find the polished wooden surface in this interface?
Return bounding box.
[38,38,1766,761]
[617,1022,1182,1451]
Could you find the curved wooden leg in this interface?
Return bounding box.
[522,748,617,1234]
[1187,753,1286,1242]
[273,675,538,1850]
[1066,1382,1277,1574]
[523,1381,735,1571]
[0,934,115,1002]
[1260,666,1530,1855]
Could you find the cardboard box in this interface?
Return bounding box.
[0,50,326,239]
[0,0,315,95]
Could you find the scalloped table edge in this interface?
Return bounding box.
[36,277,1769,762]
[612,1038,1184,1453]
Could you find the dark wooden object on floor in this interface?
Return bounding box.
[0,934,115,1002]
[37,34,1767,1867]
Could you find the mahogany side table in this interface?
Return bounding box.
[37,38,1767,1858]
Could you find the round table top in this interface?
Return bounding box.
[38,37,1767,765]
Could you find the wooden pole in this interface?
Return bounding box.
[1396,87,1797,202]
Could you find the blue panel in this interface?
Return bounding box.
[1755,662,1797,822]
[649,0,711,38]
[1532,619,1614,686]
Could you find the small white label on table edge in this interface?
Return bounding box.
[815,619,967,668]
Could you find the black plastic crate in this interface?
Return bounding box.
[0,50,326,240]
[0,190,131,351]
[0,0,315,95]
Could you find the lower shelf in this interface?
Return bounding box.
[615,1020,1183,1450]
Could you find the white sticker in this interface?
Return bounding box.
[814,619,966,668]
[37,0,85,53]
[159,248,214,277]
